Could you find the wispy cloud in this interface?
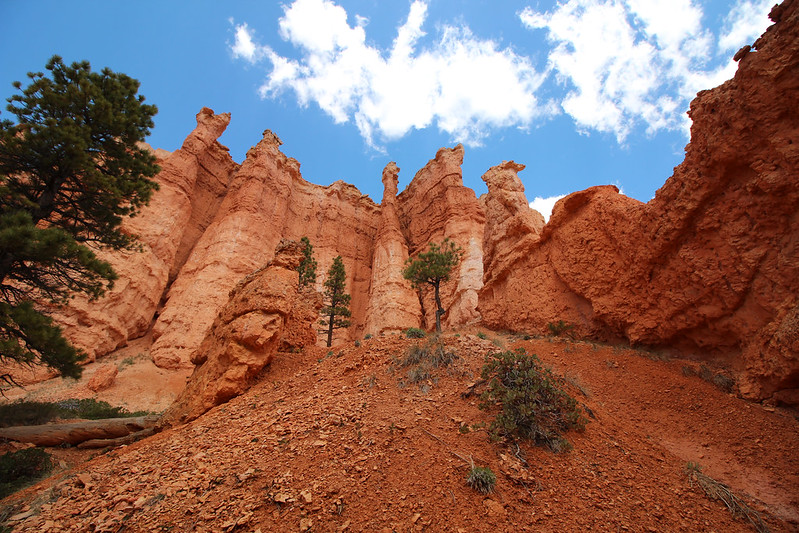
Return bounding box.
[231,22,264,63]
[230,0,553,148]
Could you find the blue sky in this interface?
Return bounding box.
[0,0,773,217]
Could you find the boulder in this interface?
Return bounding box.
[86,364,118,392]
[158,240,322,427]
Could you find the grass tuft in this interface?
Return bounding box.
[466,465,496,494]
[404,327,426,339]
[394,335,458,387]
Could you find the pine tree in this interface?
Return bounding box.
[0,56,160,384]
[297,236,317,290]
[402,238,463,334]
[320,256,351,347]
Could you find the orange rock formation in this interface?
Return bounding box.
[150,129,380,368]
[48,1,798,406]
[49,108,236,361]
[159,240,321,427]
[479,1,799,404]
[396,145,485,329]
[364,162,422,335]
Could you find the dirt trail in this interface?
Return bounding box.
[2,332,797,532]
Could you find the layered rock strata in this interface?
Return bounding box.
[159,240,321,427]
[150,130,380,368]
[396,145,485,329]
[479,1,799,404]
[50,108,236,360]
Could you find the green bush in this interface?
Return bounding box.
[479,349,585,452]
[0,399,147,427]
[364,334,372,340]
[466,465,496,494]
[0,448,53,498]
[476,332,487,340]
[404,327,426,339]
[0,401,59,427]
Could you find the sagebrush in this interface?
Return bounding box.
[479,348,585,451]
[466,465,496,494]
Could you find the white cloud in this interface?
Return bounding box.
[231,23,264,63]
[519,0,771,142]
[231,0,552,148]
[530,194,567,222]
[231,0,774,148]
[719,0,772,51]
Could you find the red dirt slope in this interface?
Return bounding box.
[3,333,797,532]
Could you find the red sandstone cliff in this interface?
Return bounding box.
[43,1,798,408]
[49,108,236,360]
[479,1,799,404]
[396,145,485,330]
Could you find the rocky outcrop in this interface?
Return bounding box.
[50,108,236,360]
[150,130,380,368]
[480,1,799,405]
[397,145,485,330]
[364,163,422,335]
[159,240,321,427]
[479,161,545,289]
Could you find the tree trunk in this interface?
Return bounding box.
[326,310,334,347]
[0,415,158,447]
[433,281,443,334]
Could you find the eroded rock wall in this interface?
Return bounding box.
[397,145,485,330]
[479,1,799,404]
[159,240,321,427]
[51,108,236,360]
[150,130,380,368]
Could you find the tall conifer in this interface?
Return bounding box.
[320,256,351,347]
[0,56,159,383]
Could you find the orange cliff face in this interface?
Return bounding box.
[47,107,237,361]
[479,0,799,404]
[45,0,799,407]
[396,145,485,330]
[150,129,381,368]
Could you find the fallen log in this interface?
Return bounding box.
[0,415,159,447]
[76,427,156,449]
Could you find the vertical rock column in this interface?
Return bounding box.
[397,145,485,330]
[364,163,422,335]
